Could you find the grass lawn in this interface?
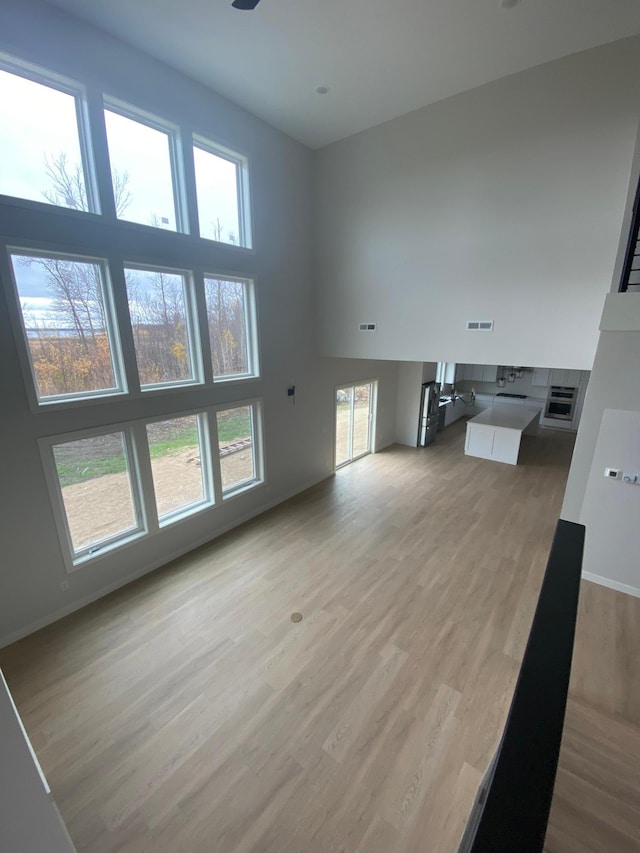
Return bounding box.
[55,409,252,487]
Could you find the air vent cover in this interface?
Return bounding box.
[466,320,494,331]
[359,323,377,331]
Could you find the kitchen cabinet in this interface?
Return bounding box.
[465,406,540,465]
[532,368,550,387]
[482,365,498,382]
[550,368,581,387]
[471,364,485,381]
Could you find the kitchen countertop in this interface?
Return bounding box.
[469,404,541,431]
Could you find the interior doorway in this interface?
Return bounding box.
[335,381,376,468]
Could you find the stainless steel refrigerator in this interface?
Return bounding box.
[417,381,441,446]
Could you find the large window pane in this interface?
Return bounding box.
[52,432,140,554]
[352,384,372,458]
[10,252,123,402]
[217,405,256,492]
[204,276,253,379]
[104,108,180,230]
[0,68,93,211]
[146,415,208,520]
[194,143,246,246]
[124,266,196,388]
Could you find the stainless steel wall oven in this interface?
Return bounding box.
[544,386,577,422]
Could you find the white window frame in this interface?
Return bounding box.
[0,54,100,215]
[145,410,215,527]
[5,246,128,407]
[39,424,148,571]
[123,261,204,391]
[213,398,265,500]
[202,273,260,382]
[103,97,189,234]
[193,135,253,250]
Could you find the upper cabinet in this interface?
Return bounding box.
[460,364,497,382]
[550,368,581,386]
[532,368,550,387]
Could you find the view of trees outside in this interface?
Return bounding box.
[0,69,91,209]
[104,108,178,230]
[204,277,249,377]
[10,143,250,397]
[125,268,193,386]
[3,64,259,550]
[12,254,119,399]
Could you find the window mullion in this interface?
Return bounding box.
[207,408,224,504]
[130,421,158,535]
[85,86,117,220]
[193,270,214,386]
[181,125,201,238]
[108,258,142,396]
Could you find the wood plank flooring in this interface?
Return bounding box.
[0,421,630,853]
[545,582,640,853]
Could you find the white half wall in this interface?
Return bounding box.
[314,37,640,368]
[578,409,640,593]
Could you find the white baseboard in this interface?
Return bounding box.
[581,571,640,599]
[0,472,333,649]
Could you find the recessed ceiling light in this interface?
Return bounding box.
[316,86,330,95]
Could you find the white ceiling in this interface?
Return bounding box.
[46,0,640,149]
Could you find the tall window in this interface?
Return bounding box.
[0,65,96,211]
[49,430,143,560]
[9,250,124,403]
[193,138,251,247]
[124,265,199,389]
[104,104,184,231]
[146,414,212,523]
[1,50,263,571]
[204,275,257,380]
[216,404,260,494]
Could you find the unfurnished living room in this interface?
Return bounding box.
[1,1,640,852]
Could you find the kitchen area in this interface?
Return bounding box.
[416,363,590,463]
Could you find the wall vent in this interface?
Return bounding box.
[466,320,494,332]
[359,323,377,331]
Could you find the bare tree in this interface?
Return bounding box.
[43,151,132,216]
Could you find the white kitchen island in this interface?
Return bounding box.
[465,404,541,465]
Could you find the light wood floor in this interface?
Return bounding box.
[545,581,640,853]
[0,422,636,853]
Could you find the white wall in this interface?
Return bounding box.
[395,362,423,446]
[577,408,640,595]
[0,2,399,646]
[314,38,640,369]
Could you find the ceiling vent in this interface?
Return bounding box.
[359,323,377,331]
[466,320,494,332]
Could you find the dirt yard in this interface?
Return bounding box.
[61,446,254,551]
[335,400,371,466]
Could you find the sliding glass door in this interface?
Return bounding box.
[335,382,375,468]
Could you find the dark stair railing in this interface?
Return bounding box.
[619,175,640,292]
[457,518,585,853]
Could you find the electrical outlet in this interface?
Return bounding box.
[60,580,69,591]
[604,467,621,480]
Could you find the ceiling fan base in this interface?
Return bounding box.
[231,0,261,9]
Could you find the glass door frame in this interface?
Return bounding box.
[334,380,377,470]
